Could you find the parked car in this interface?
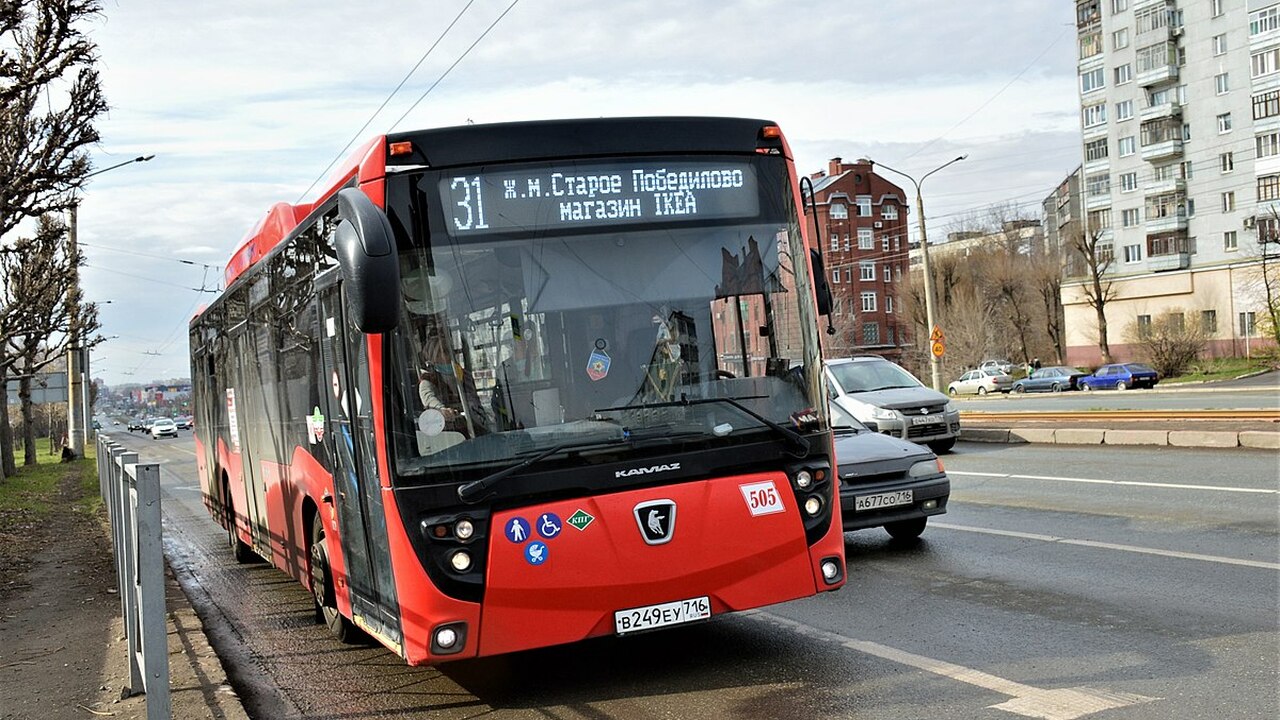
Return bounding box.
[150,418,178,439]
[831,403,949,540]
[1078,363,1160,391]
[948,368,1013,396]
[824,356,960,453]
[978,359,1013,374]
[1011,366,1088,393]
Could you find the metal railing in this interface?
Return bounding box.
[97,435,170,719]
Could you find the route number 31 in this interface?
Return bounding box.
[450,176,490,231]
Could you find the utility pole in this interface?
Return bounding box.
[66,154,154,456]
[872,155,967,392]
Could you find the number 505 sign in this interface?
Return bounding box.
[739,480,786,517]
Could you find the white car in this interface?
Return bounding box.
[824,356,960,454]
[150,418,178,439]
[948,368,1013,396]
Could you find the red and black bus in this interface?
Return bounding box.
[190,117,844,665]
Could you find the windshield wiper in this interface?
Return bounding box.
[860,384,913,392]
[595,395,810,457]
[457,438,623,504]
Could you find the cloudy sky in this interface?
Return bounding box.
[61,0,1081,386]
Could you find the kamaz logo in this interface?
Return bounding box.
[615,462,681,479]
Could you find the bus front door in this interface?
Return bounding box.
[317,280,402,647]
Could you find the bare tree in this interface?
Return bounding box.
[1,0,106,245]
[1252,212,1280,352]
[1065,220,1116,364]
[1032,246,1066,364]
[0,214,97,469]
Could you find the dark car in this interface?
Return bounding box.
[1079,363,1160,391]
[1011,365,1088,393]
[127,418,147,432]
[831,404,950,540]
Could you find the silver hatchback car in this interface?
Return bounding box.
[824,356,961,453]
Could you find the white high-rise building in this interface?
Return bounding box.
[1064,0,1277,363]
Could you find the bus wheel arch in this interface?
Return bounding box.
[223,471,254,564]
[308,509,364,643]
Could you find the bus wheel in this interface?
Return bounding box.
[225,482,254,564]
[309,514,363,644]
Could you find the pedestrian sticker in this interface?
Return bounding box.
[586,349,611,381]
[505,517,531,544]
[526,541,548,565]
[537,512,563,539]
[567,509,595,531]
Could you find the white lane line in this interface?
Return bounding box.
[932,522,1280,570]
[747,611,1158,720]
[948,470,1277,495]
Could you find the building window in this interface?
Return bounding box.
[1183,123,1192,141]
[1136,5,1168,34]
[1089,208,1113,231]
[1083,103,1107,128]
[1212,34,1228,56]
[1118,136,1136,156]
[1260,133,1280,161]
[857,228,874,249]
[1085,138,1109,161]
[1080,31,1104,59]
[1214,73,1229,95]
[1086,172,1111,197]
[832,269,840,284]
[1115,64,1133,86]
[1253,90,1280,120]
[1258,175,1280,201]
[859,262,875,281]
[1116,99,1133,120]
[1223,191,1236,212]
[862,323,880,345]
[1120,172,1138,192]
[1187,198,1196,216]
[1253,48,1280,78]
[1149,232,1188,256]
[1240,311,1257,337]
[1141,117,1180,146]
[1221,152,1235,172]
[860,292,877,313]
[844,234,851,251]
[1211,0,1223,17]
[1202,310,1218,334]
[830,235,839,252]
[1224,230,1238,252]
[855,196,871,217]
[881,205,898,220]
[846,268,853,283]
[1181,161,1193,180]
[1136,42,1174,73]
[1113,27,1129,50]
[886,326,895,345]
[1251,6,1280,35]
[886,296,894,313]
[883,264,892,282]
[1111,0,1127,14]
[830,203,847,219]
[881,236,890,252]
[1137,314,1152,333]
[1217,113,1233,134]
[1122,208,1141,227]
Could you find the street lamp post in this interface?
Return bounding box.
[872,155,967,392]
[67,155,154,456]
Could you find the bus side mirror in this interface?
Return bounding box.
[809,249,833,316]
[336,188,401,333]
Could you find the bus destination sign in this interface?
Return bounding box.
[438,161,760,236]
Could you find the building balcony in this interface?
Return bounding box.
[1148,251,1189,272]
[1137,63,1178,88]
[1145,213,1187,234]
[1141,138,1183,162]
[1144,176,1185,195]
[1084,192,1112,210]
[1139,100,1181,121]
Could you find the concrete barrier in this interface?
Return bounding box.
[1104,429,1170,446]
[961,428,1015,443]
[1053,428,1106,445]
[1240,431,1280,450]
[1168,430,1239,448]
[1009,427,1056,444]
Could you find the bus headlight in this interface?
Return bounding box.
[795,470,813,489]
[804,496,823,516]
[450,550,473,573]
[454,519,475,541]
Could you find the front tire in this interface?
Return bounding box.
[225,481,254,564]
[928,437,956,454]
[1080,382,1091,391]
[1014,385,1026,394]
[885,517,928,540]
[310,513,364,644]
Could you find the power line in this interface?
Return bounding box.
[79,241,219,269]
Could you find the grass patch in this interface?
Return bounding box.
[0,442,99,516]
[1163,357,1276,385]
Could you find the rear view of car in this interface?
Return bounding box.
[824,356,960,453]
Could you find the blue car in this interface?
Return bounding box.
[1011,366,1087,393]
[1078,363,1160,391]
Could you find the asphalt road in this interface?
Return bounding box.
[108,430,1279,720]
[952,371,1279,412]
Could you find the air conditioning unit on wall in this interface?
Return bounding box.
[1244,215,1256,230]
[873,221,883,228]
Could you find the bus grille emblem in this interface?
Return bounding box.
[633,499,677,545]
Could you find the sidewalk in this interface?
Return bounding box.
[960,419,1280,449]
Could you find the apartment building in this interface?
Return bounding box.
[803,158,911,361]
[1065,0,1277,364]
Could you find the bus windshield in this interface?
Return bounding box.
[385,154,821,483]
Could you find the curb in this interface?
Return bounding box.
[961,427,1280,449]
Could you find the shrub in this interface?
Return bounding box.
[1125,310,1207,378]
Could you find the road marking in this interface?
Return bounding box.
[932,522,1280,570]
[747,611,1158,720]
[948,470,1277,495]
[170,485,202,493]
